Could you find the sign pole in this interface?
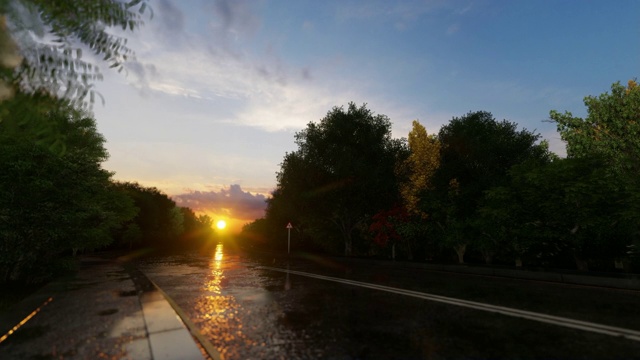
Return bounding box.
[286,222,293,255]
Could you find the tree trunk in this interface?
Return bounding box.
[406,241,413,261]
[573,253,589,271]
[515,257,523,268]
[482,250,493,264]
[454,244,467,264]
[344,236,352,256]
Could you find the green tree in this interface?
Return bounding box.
[0,0,150,105]
[523,158,635,270]
[432,111,551,263]
[0,137,135,282]
[0,90,108,156]
[550,80,640,270]
[551,80,640,177]
[115,182,181,249]
[178,207,213,248]
[272,103,407,256]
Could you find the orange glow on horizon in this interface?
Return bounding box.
[197,211,255,235]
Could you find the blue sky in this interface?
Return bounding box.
[91,0,639,231]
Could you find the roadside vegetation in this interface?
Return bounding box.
[1,0,638,300]
[240,80,640,273]
[0,0,216,291]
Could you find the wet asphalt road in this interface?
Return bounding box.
[140,244,640,360]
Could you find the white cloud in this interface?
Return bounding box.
[173,184,268,221]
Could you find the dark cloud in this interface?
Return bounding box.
[124,61,157,93]
[173,184,267,221]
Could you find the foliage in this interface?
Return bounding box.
[0,137,135,283]
[247,81,640,271]
[114,182,180,248]
[0,94,140,283]
[0,90,108,156]
[431,111,551,263]
[398,120,440,218]
[0,0,150,105]
[546,80,640,270]
[551,80,640,177]
[369,205,408,247]
[110,183,214,251]
[269,103,408,256]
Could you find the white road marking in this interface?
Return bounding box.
[259,266,640,342]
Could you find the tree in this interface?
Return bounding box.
[517,158,635,270]
[0,90,108,157]
[0,96,138,282]
[115,182,181,249]
[1,0,151,154]
[432,111,551,263]
[550,80,640,269]
[272,103,407,256]
[391,120,441,260]
[0,0,150,105]
[369,205,409,260]
[550,80,640,177]
[398,120,440,218]
[0,137,136,282]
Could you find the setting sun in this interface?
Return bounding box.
[216,220,227,230]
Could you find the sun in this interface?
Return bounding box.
[216,220,227,230]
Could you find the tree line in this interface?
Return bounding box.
[0,0,214,285]
[0,91,215,284]
[240,80,640,272]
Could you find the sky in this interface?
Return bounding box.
[91,0,639,233]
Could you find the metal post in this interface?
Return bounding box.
[287,227,291,255]
[286,222,293,255]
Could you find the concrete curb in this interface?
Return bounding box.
[146,280,221,360]
[139,290,204,360]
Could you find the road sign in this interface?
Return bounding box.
[286,222,293,229]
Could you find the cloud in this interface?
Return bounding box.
[173,184,268,221]
[541,129,567,157]
[205,0,262,58]
[211,0,261,34]
[156,0,186,40]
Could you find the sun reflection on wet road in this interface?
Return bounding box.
[196,243,257,358]
[214,243,223,262]
[140,249,640,359]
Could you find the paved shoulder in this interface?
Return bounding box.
[0,257,206,360]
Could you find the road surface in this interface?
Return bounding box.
[140,244,640,359]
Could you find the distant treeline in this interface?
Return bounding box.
[239,80,640,273]
[0,91,214,284]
